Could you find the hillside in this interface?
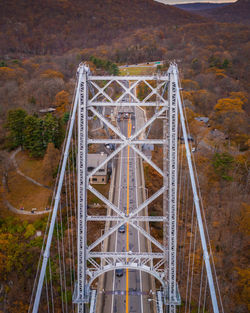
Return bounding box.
[196,0,250,25]
[174,2,230,11]
[0,0,205,56]
[0,0,249,313]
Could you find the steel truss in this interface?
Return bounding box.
[31,62,220,313]
[71,63,181,313]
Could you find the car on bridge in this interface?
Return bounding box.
[115,268,124,277]
[118,224,125,233]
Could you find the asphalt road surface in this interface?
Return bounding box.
[101,109,153,313]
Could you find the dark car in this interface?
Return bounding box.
[118,224,125,233]
[115,269,124,277]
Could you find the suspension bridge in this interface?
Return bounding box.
[28,63,224,313]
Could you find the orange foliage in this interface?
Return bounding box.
[181,79,199,90]
[234,267,250,311]
[230,91,248,105]
[214,97,244,114]
[0,67,15,80]
[54,90,69,114]
[41,69,64,80]
[236,203,250,236]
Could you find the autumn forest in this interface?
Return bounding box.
[0,0,249,312]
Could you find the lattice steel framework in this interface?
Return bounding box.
[71,63,180,313]
[32,62,220,313]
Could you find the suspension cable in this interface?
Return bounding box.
[31,66,83,313]
[174,64,219,313]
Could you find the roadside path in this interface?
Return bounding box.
[11,147,51,189]
[2,148,52,215]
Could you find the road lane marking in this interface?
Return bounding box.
[111,122,124,313]
[126,118,132,313]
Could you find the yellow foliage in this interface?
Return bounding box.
[207,67,225,75]
[247,139,250,149]
[214,97,244,114]
[88,61,96,72]
[213,221,220,227]
[184,107,197,124]
[181,91,192,102]
[236,203,250,236]
[235,267,250,310]
[195,155,209,167]
[23,60,40,70]
[41,69,64,79]
[54,90,70,113]
[235,153,250,167]
[181,79,199,90]
[215,72,227,79]
[230,91,248,105]
[24,224,36,239]
[0,67,15,80]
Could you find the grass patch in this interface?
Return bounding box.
[87,182,110,205]
[119,66,155,76]
[16,150,50,186]
[5,169,52,212]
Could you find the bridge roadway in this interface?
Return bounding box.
[100,112,154,313]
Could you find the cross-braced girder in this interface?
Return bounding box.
[30,62,222,313]
[74,67,172,310]
[74,64,220,313]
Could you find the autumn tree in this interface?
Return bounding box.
[41,69,64,80]
[0,67,15,80]
[54,90,70,115]
[213,92,248,141]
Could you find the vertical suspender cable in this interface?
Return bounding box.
[185,202,195,313]
[32,66,83,313]
[56,213,65,313]
[174,65,219,313]
[66,158,74,294]
[198,259,205,313]
[45,272,50,313]
[48,258,55,313]
[188,218,198,313]
[203,275,208,313]
[180,174,189,278]
[59,201,68,313]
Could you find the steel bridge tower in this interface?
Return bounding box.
[71,63,181,312]
[31,63,220,313]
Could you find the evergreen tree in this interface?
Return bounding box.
[23,115,45,157]
[43,114,57,145]
[6,109,27,149]
[53,117,64,149]
[212,152,234,181]
[43,114,64,149]
[6,110,64,158]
